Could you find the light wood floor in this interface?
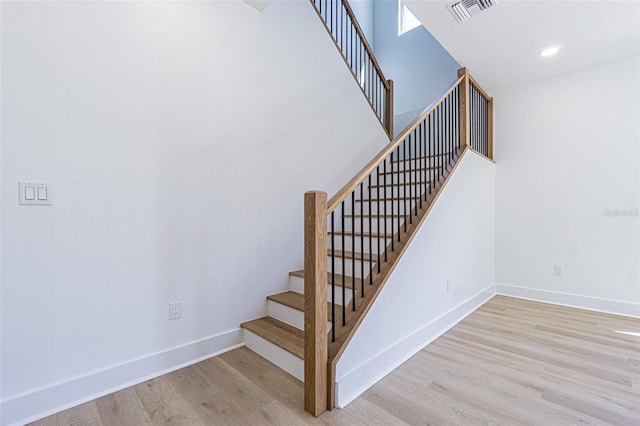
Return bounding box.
[31,296,640,425]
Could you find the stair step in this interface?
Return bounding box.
[327,249,374,262]
[356,196,421,202]
[328,230,394,238]
[369,181,430,188]
[240,317,303,359]
[391,153,451,163]
[267,291,343,323]
[290,269,363,289]
[344,214,406,218]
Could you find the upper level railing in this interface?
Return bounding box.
[303,68,493,416]
[310,0,394,138]
[469,75,494,158]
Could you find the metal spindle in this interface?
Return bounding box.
[383,156,387,262]
[359,182,364,296]
[403,139,408,232]
[390,150,395,252]
[368,174,372,285]
[341,200,346,326]
[396,147,401,243]
[330,211,335,342]
[408,130,413,224]
[376,166,381,274]
[351,193,355,311]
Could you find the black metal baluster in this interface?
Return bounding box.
[403,138,408,232]
[390,150,395,252]
[396,147,401,243]
[408,130,413,224]
[368,174,372,286]
[417,123,422,210]
[449,94,453,162]
[383,155,388,262]
[359,182,364,297]
[351,193,355,311]
[376,166,381,274]
[439,104,443,179]
[341,200,346,326]
[330,211,335,342]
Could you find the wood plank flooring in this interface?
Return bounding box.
[30,296,640,425]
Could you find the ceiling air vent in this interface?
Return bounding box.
[448,0,497,23]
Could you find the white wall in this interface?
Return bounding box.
[494,55,640,316]
[349,0,375,46]
[0,1,389,424]
[372,0,460,133]
[335,150,496,407]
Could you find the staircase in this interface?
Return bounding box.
[240,0,494,417]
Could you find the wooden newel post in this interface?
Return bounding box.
[384,79,395,139]
[304,191,328,417]
[458,67,470,150]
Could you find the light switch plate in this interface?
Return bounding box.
[19,181,53,205]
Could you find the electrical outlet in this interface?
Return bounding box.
[446,279,452,293]
[554,266,564,277]
[169,301,181,320]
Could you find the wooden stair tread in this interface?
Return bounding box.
[380,167,440,174]
[266,291,343,323]
[344,213,406,218]
[290,270,363,289]
[326,249,373,262]
[390,153,451,162]
[369,181,430,188]
[267,291,304,310]
[328,230,393,238]
[356,196,421,202]
[240,317,303,358]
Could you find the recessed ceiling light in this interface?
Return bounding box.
[540,46,559,57]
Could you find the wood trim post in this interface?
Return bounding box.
[304,191,328,417]
[458,67,470,150]
[488,96,494,159]
[385,79,394,138]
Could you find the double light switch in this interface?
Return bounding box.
[19,181,53,205]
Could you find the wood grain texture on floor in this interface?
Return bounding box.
[30,296,640,425]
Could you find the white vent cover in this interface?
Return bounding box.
[448,0,497,23]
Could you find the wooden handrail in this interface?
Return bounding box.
[339,0,389,91]
[327,74,464,213]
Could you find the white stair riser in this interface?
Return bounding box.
[289,274,354,306]
[267,300,332,331]
[243,329,303,381]
[327,257,372,278]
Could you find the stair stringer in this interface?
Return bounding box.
[332,149,496,407]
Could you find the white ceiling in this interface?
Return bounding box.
[404,0,640,92]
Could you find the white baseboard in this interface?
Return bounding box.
[334,284,496,408]
[495,283,640,318]
[1,329,243,426]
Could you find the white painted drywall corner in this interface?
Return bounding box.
[335,150,496,407]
